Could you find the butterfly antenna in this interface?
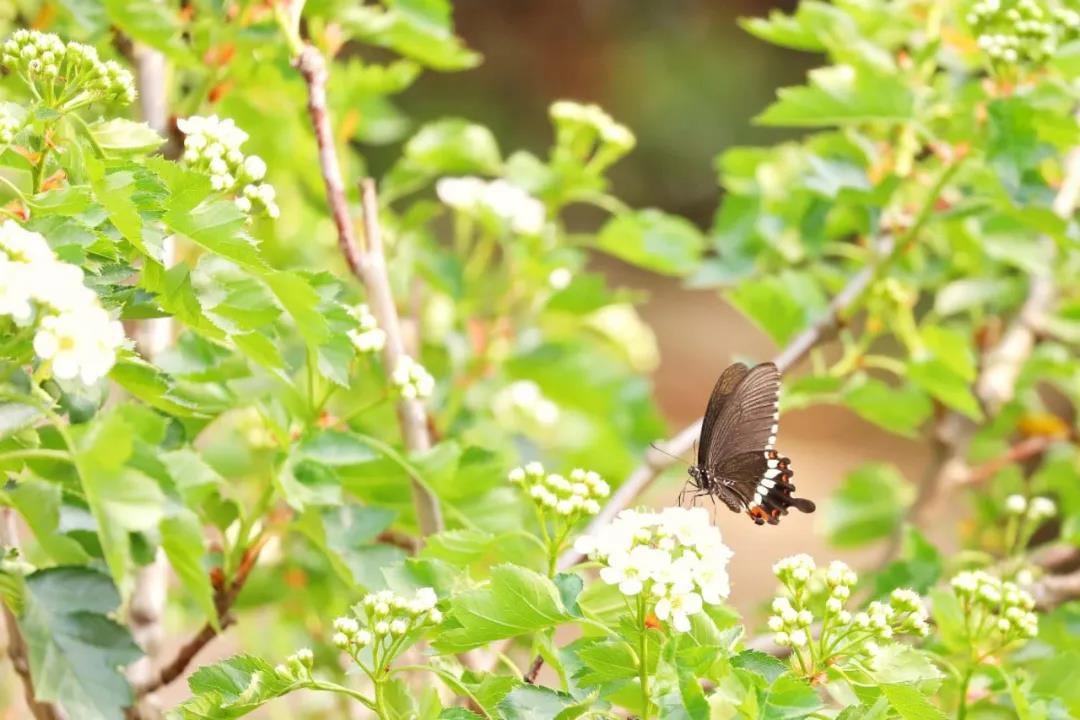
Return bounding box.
[649,442,690,466]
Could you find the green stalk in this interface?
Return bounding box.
[638,594,651,720]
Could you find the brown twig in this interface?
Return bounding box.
[293,43,442,536]
[556,234,896,571]
[523,654,544,684]
[133,533,271,697]
[961,435,1060,486]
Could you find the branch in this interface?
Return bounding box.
[556,234,896,571]
[133,533,270,697]
[293,44,442,536]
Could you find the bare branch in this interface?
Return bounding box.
[133,533,270,697]
[293,44,442,536]
[557,235,896,570]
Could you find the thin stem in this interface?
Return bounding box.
[307,679,376,711]
[638,595,651,720]
[0,448,72,464]
[956,665,973,720]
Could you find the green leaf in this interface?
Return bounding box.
[655,639,709,720]
[823,463,913,548]
[574,639,638,686]
[18,567,141,720]
[758,673,823,719]
[109,353,202,417]
[433,565,574,652]
[104,0,189,59]
[498,685,590,720]
[85,159,146,258]
[880,683,948,720]
[907,359,982,421]
[295,505,400,589]
[728,278,807,346]
[7,480,90,565]
[0,402,42,440]
[74,410,166,591]
[402,119,501,176]
[595,209,706,276]
[731,650,787,684]
[865,646,942,685]
[87,119,164,155]
[842,377,932,437]
[278,456,343,510]
[927,588,968,654]
[756,64,913,127]
[341,0,481,71]
[160,510,218,630]
[174,654,300,719]
[873,526,942,597]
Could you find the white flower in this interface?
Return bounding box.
[33,304,123,384]
[0,257,33,323]
[1005,494,1027,515]
[347,304,387,354]
[179,115,276,219]
[600,544,666,596]
[1029,496,1056,520]
[436,176,486,208]
[655,589,703,632]
[436,176,546,235]
[493,380,560,429]
[789,629,809,646]
[548,267,572,290]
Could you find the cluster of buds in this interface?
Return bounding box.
[275,647,314,681]
[1,30,136,108]
[1004,494,1056,521]
[390,355,435,400]
[0,112,19,145]
[950,570,1038,648]
[509,462,609,519]
[0,221,124,385]
[967,0,1080,67]
[493,380,560,431]
[436,176,546,235]
[331,588,441,666]
[769,556,929,672]
[574,507,733,632]
[177,115,279,219]
[346,304,387,354]
[550,101,636,173]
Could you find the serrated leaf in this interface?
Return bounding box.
[758,673,823,719]
[341,0,480,71]
[433,565,574,652]
[160,510,218,630]
[87,119,164,155]
[596,209,705,276]
[881,683,947,720]
[175,654,300,719]
[756,64,913,127]
[823,463,913,548]
[498,685,590,720]
[18,567,141,720]
[842,377,932,437]
[74,410,166,591]
[7,480,90,565]
[731,650,788,683]
[574,638,638,686]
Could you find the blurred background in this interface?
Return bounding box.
[383,0,936,612]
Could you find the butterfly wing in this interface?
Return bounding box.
[702,362,780,468]
[697,362,750,467]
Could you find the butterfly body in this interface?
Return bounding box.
[683,362,816,525]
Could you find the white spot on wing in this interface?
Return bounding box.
[752,492,763,506]
[761,478,776,489]
[765,468,781,479]
[767,435,776,447]
[767,459,778,468]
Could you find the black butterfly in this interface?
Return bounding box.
[682,362,816,525]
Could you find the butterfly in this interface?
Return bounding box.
[682,361,816,525]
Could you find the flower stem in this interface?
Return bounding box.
[957,665,974,720]
[638,595,651,720]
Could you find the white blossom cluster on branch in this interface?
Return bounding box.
[574,507,732,631]
[0,221,123,385]
[178,115,279,219]
[1,30,136,108]
[436,176,545,235]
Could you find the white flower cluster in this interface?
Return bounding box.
[436,176,545,235]
[509,462,609,519]
[1004,494,1056,520]
[586,304,660,373]
[493,380,560,429]
[574,507,733,632]
[769,557,929,660]
[346,304,386,354]
[550,100,636,154]
[390,355,435,400]
[967,0,1079,65]
[0,221,123,385]
[177,115,279,218]
[331,588,442,655]
[951,570,1038,643]
[1,30,136,107]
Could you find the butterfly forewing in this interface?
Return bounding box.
[702,362,780,468]
[697,362,750,467]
